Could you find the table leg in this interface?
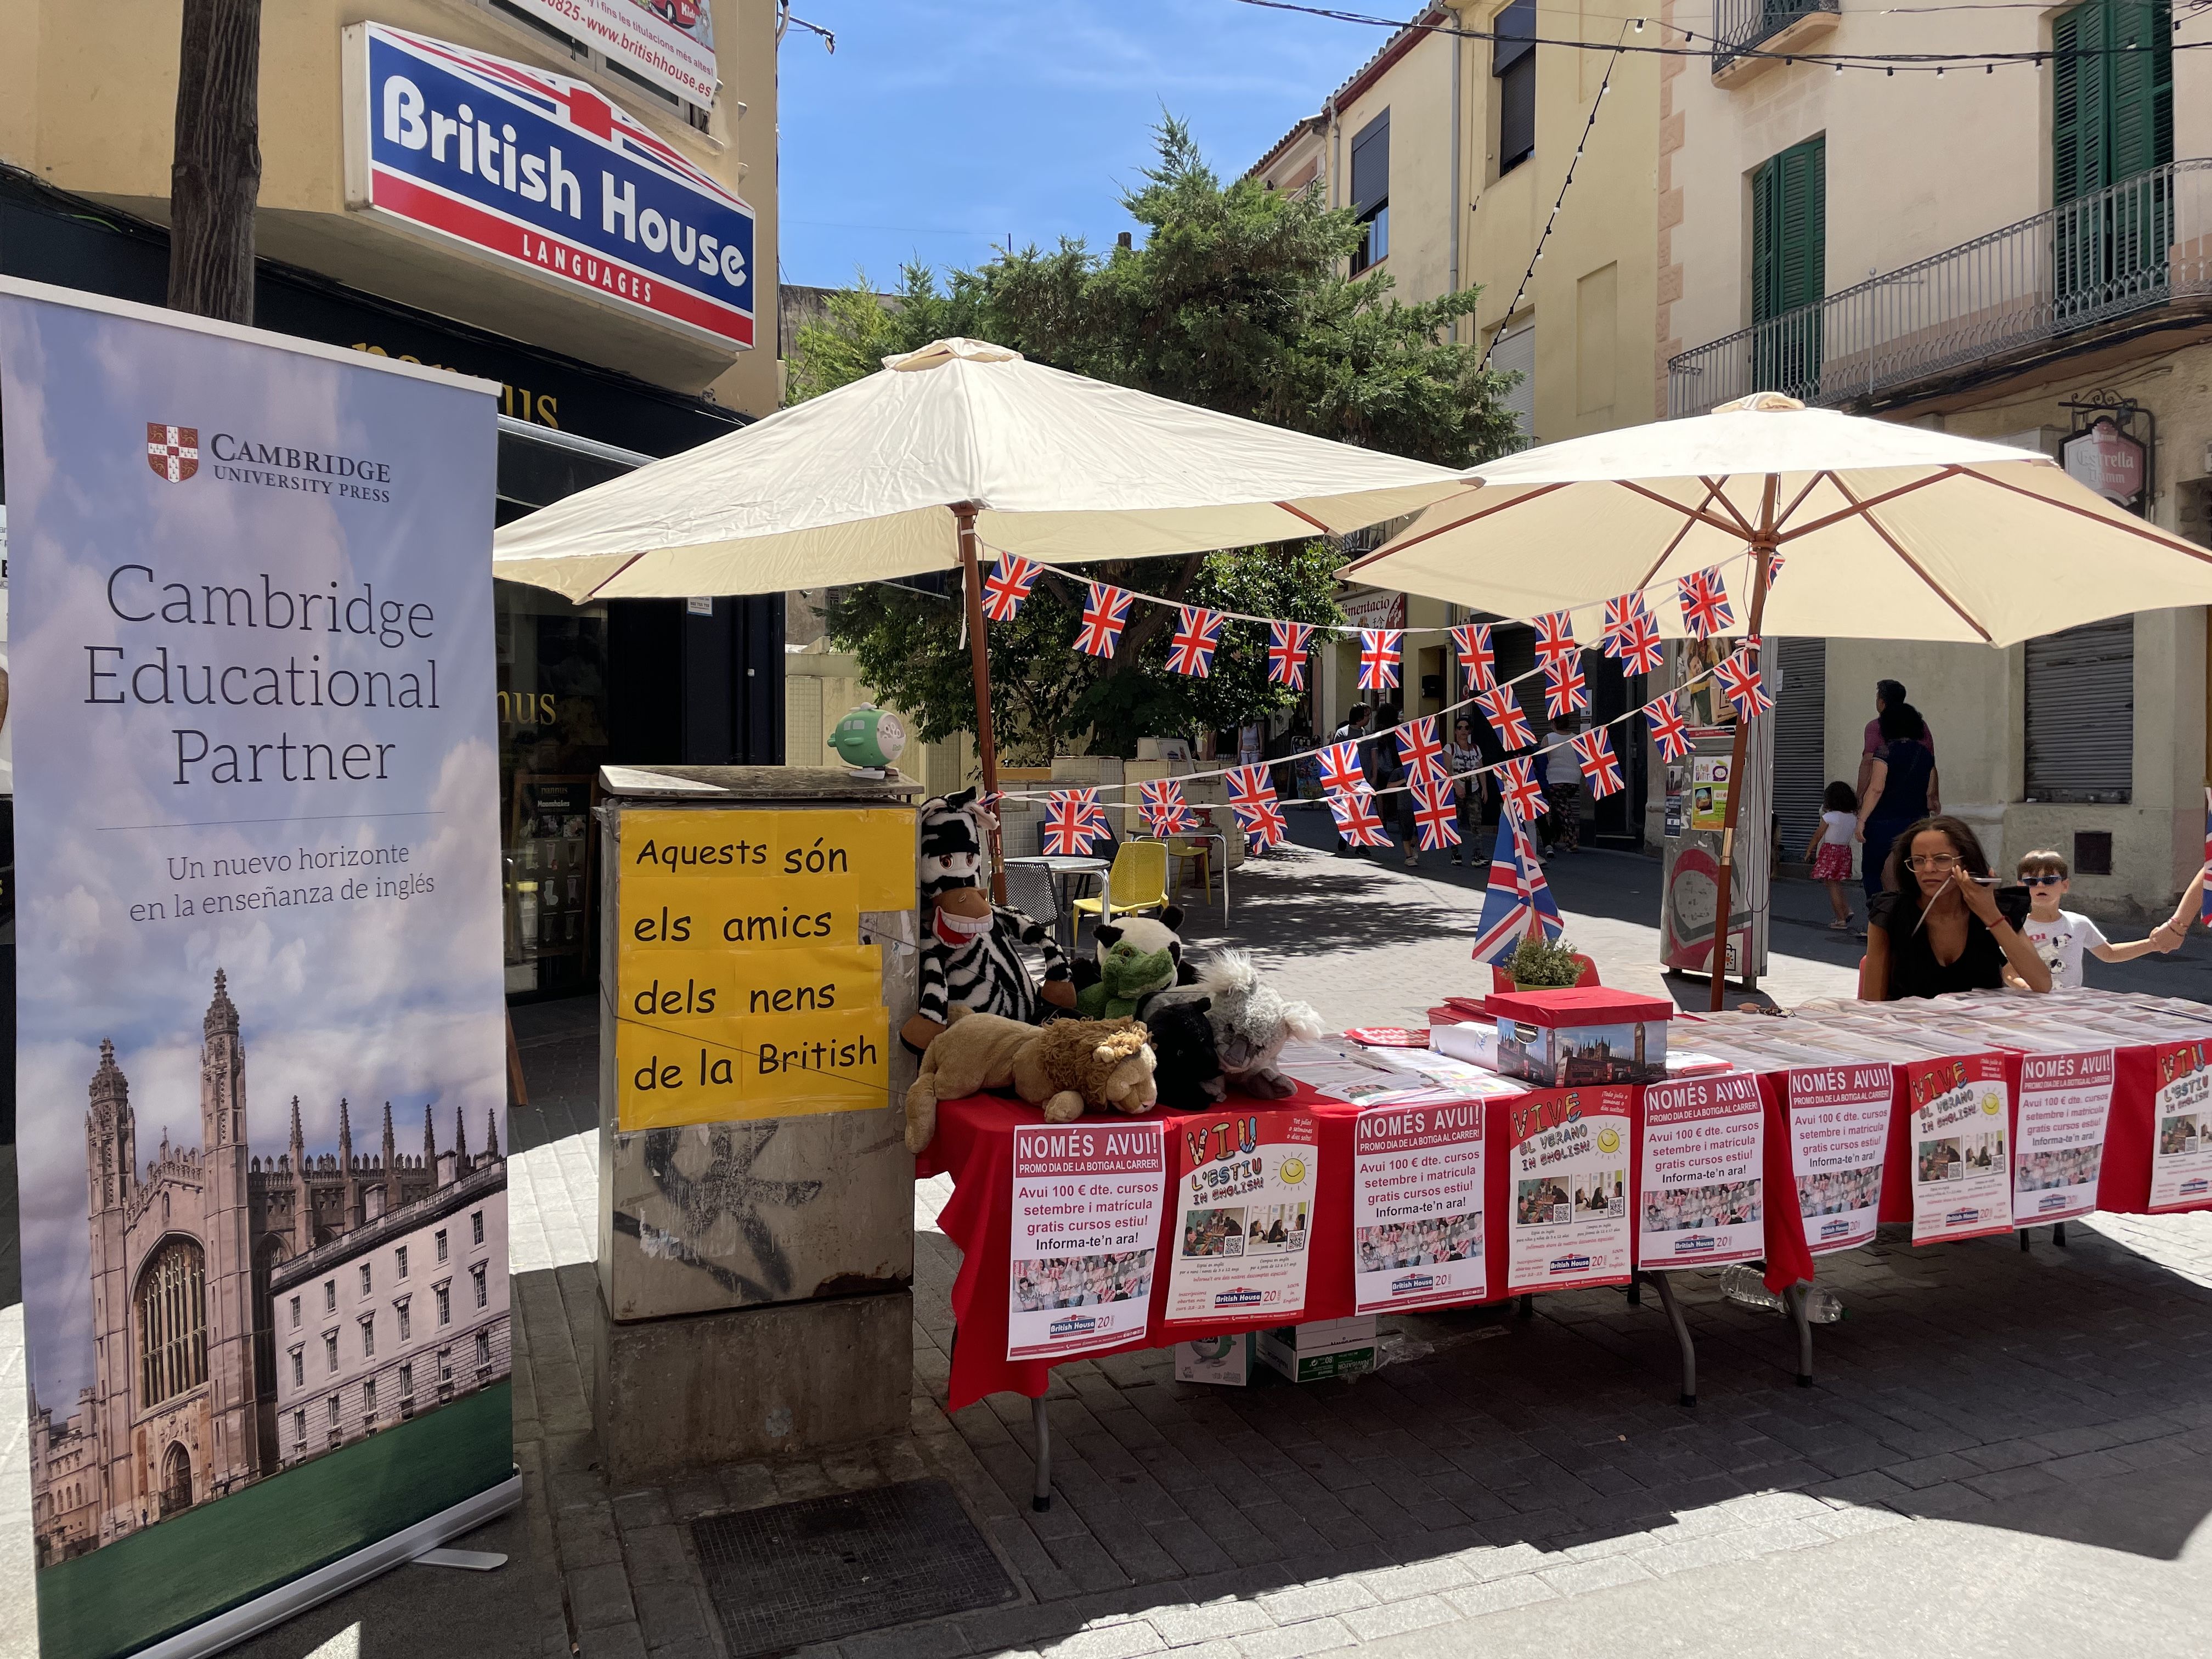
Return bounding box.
[1516,1294,1534,1319]
[1786,1282,1814,1387]
[1625,1273,1642,1307]
[1650,1270,1696,1407]
[2054,1220,2069,1248]
[1031,1395,1052,1513]
[2019,1229,2032,1254]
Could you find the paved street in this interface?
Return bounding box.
[7,844,2212,1658]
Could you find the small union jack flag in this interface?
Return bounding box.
[1268,622,1313,689]
[1611,610,1664,676]
[1329,787,1391,848]
[1042,789,1109,856]
[1357,629,1403,691]
[1316,740,1367,797]
[1601,591,1652,647]
[1571,727,1624,798]
[1139,778,1200,835]
[1166,606,1224,677]
[1716,645,1774,718]
[1451,623,1495,690]
[1470,810,1563,964]
[1647,695,1693,761]
[1227,765,1290,850]
[1532,611,1577,669]
[1543,656,1589,718]
[1678,566,1735,639]
[1410,772,1462,851]
[979,555,1041,621]
[1076,583,1134,657]
[1478,684,1534,751]
[1763,552,1785,592]
[1395,716,1446,791]
[1498,757,1548,822]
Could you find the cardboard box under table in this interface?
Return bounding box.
[594,764,921,1481]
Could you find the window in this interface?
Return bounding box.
[400,1363,414,1400]
[1491,321,1537,446]
[437,1284,452,1327]
[136,1239,208,1408]
[396,1245,409,1279]
[2053,1,2173,313]
[294,1409,306,1446]
[1496,0,1536,174]
[1751,136,1826,392]
[398,1301,412,1342]
[472,1263,488,1310]
[324,1279,336,1313]
[475,1330,492,1368]
[360,1315,376,1359]
[1350,111,1390,273]
[325,1332,339,1373]
[363,1379,377,1418]
[360,1263,373,1296]
[289,1295,301,1330]
[327,1395,340,1426]
[290,1349,304,1389]
[436,1229,449,1263]
[472,1211,485,1246]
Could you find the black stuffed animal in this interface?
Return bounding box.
[1143,996,1224,1110]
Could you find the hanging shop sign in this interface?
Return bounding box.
[344,25,755,350]
[2061,416,2146,515]
[498,0,718,108]
[0,278,511,1659]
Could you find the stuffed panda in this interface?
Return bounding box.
[1070,907,1198,1018]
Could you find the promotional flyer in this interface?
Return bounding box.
[1638,1073,1765,1269]
[1,284,507,1659]
[1165,1109,1319,1323]
[1007,1121,1167,1361]
[1351,1101,1486,1314]
[1786,1062,1894,1255]
[1505,1086,1634,1295]
[2148,1039,2212,1211]
[2012,1048,2116,1226]
[1906,1053,2013,1243]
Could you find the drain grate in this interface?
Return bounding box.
[690,1477,1017,1657]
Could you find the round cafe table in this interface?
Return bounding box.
[1002,854,1109,951]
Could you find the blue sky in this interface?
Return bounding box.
[776,0,1384,289]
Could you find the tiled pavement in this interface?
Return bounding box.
[8,845,2212,1657]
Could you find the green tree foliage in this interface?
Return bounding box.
[800,117,1521,758]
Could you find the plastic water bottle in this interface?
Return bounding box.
[1718,1265,1846,1323]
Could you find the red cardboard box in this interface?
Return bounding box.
[1490,987,1674,1086]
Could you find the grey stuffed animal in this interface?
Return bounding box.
[1146,949,1322,1100]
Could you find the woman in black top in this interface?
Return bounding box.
[1855,699,1938,906]
[1862,816,2051,1000]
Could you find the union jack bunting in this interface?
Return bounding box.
[1451,623,1496,689]
[1716,645,1774,718]
[1646,695,1693,762]
[1076,583,1134,657]
[1166,606,1224,677]
[1357,629,1403,691]
[1268,622,1313,689]
[1139,778,1200,836]
[1532,611,1578,669]
[1395,715,1447,790]
[1543,655,1589,718]
[1763,552,1785,591]
[1611,609,1664,676]
[1410,772,1462,852]
[1226,764,1288,849]
[1329,787,1391,848]
[1237,795,1289,850]
[1498,757,1548,822]
[1570,727,1624,798]
[1677,566,1735,639]
[979,555,1041,622]
[1042,789,1109,856]
[1477,684,1534,751]
[1316,740,1368,797]
[1469,809,1564,965]
[1600,591,1652,646]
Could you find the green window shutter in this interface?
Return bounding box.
[1752,157,1779,323]
[1752,136,1825,323]
[2106,1,2174,182]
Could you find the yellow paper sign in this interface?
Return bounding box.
[614,1006,891,1130]
[772,808,917,911]
[620,874,861,953]
[615,945,883,1029]
[619,810,780,879]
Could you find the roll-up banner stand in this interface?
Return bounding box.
[0,277,515,1659]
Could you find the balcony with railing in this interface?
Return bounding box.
[1710,0,1841,85]
[1669,161,2212,417]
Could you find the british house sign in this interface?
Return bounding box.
[343,25,755,350]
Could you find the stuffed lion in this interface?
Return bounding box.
[1012,1017,1159,1123]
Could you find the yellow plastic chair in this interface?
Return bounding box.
[1165,832,1216,906]
[1071,839,1170,927]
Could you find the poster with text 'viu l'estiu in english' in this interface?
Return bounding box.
[2148,1040,2212,1211]
[0,281,508,1659]
[1165,1109,1318,1324]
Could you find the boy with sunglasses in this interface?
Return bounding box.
[2012,849,2173,989]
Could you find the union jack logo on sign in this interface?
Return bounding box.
[1166,606,1224,677]
[1316,740,1367,797]
[1395,716,1446,791]
[1076,583,1134,657]
[1450,623,1495,690]
[979,555,1041,621]
[1610,610,1664,676]
[1677,566,1735,639]
[1543,656,1589,719]
[1716,645,1774,718]
[1268,622,1313,689]
[1498,757,1548,822]
[1329,787,1391,848]
[1532,611,1577,669]
[1410,772,1461,851]
[146,423,199,483]
[1646,696,1693,762]
[1571,728,1624,798]
[1357,629,1403,691]
[1477,685,1533,751]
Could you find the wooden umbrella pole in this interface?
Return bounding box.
[1706,478,1778,1012]
[955,506,1009,904]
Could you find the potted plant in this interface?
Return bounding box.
[1504,935,1584,992]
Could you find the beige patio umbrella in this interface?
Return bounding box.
[494,337,1465,865]
[1341,391,2212,1006]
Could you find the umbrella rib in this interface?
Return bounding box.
[1276,500,1334,535]
[1962,468,2212,565]
[1629,481,1726,595]
[1613,479,1750,538]
[1696,476,1760,539]
[1829,475,1994,644]
[1774,470,1831,532]
[1336,483,1571,573]
[1775,467,1963,542]
[584,550,654,601]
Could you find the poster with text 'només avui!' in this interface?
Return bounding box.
[1907,1053,2012,1244]
[1505,1086,1634,1296]
[1352,1102,1486,1314]
[1166,1110,1318,1323]
[1786,1063,1893,1256]
[1638,1073,1765,1271]
[1008,1122,1167,1361]
[0,283,507,1659]
[2012,1048,2115,1227]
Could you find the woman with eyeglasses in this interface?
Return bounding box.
[1861,815,2051,1000]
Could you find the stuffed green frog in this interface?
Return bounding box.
[1074,941,1176,1020]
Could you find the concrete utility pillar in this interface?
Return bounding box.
[591,765,919,1482]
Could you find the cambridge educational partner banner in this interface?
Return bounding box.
[0,279,509,1659]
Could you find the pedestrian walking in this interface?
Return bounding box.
[1855,695,1938,902]
[1444,716,1484,866]
[1542,717,1582,855]
[1805,780,1859,933]
[1856,678,1937,811]
[1331,703,1370,857]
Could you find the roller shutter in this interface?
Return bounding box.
[2023,615,2134,803]
[1771,637,1828,857]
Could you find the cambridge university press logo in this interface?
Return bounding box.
[146,422,199,482]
